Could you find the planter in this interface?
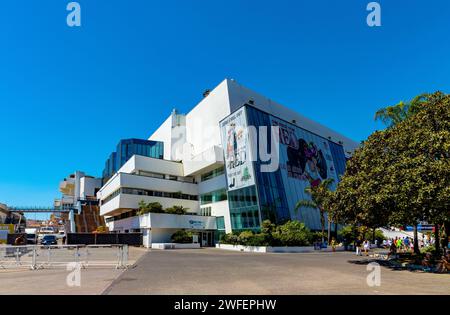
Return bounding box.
[151,243,201,250]
[215,244,345,253]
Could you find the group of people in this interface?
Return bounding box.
[422,252,450,273]
[354,238,371,256]
[383,236,415,253]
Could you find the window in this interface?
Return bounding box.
[200,188,227,205]
[201,166,225,182]
[102,187,198,206]
[200,207,212,216]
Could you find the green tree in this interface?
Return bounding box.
[334,92,450,255]
[295,178,335,243]
[374,93,429,127]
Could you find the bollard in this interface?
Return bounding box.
[31,246,37,270]
[122,245,129,269]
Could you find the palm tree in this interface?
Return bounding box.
[295,178,334,243]
[374,93,429,127]
[374,93,430,254]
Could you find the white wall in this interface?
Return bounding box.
[185,79,232,156]
[149,114,173,160]
[119,155,184,177]
[207,200,232,234]
[226,79,359,154]
[80,177,102,199]
[100,192,200,217]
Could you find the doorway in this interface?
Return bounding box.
[201,231,214,247]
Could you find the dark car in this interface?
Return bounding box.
[41,235,58,246]
[26,233,37,244]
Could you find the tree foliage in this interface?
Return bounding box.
[295,178,335,242]
[332,92,450,252]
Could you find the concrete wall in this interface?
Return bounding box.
[149,114,173,160]
[225,79,359,155]
[185,79,232,156]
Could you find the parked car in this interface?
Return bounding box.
[41,235,57,246]
[26,233,37,244]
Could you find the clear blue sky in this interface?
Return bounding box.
[1,0,449,211]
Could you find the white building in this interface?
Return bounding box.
[55,171,103,232]
[98,79,359,247]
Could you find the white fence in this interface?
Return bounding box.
[0,245,129,270]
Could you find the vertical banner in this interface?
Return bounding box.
[220,107,255,191]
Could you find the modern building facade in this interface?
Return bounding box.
[55,171,103,232]
[102,139,164,181]
[98,79,359,247]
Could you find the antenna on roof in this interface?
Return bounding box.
[203,90,211,98]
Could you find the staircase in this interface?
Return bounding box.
[74,203,105,233]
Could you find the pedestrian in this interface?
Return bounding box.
[331,238,337,252]
[363,240,370,256]
[355,238,362,256]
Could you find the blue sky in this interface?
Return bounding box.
[0,0,449,213]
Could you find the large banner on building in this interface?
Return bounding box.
[220,107,255,191]
[271,117,340,229]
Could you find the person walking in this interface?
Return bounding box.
[331,238,337,252]
[355,238,362,256]
[363,240,370,256]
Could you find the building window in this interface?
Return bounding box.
[200,188,227,205]
[102,187,198,206]
[216,216,225,230]
[201,207,212,216]
[201,166,225,182]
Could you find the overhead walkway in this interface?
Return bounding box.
[8,207,72,213]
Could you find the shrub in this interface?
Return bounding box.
[221,233,239,245]
[171,230,193,244]
[237,231,255,246]
[272,221,312,246]
[137,201,164,215]
[165,205,188,215]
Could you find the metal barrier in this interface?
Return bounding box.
[0,244,129,270]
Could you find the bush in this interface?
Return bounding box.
[272,221,312,246]
[237,231,254,245]
[138,201,164,215]
[165,205,188,215]
[171,230,193,243]
[221,233,239,245]
[221,221,313,247]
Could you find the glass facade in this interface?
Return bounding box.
[328,141,347,178]
[221,105,348,232]
[245,106,291,225]
[201,166,225,182]
[200,188,228,205]
[228,186,260,231]
[102,139,164,180]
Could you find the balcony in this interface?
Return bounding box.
[183,145,224,176]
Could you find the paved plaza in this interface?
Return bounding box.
[104,249,449,295]
[0,248,448,295]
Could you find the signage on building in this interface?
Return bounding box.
[0,224,14,244]
[189,220,205,229]
[271,117,340,229]
[220,107,256,191]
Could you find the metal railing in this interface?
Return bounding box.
[0,244,129,270]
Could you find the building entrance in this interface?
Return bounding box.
[200,231,214,247]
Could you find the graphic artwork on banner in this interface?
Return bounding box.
[220,107,255,191]
[272,118,338,189]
